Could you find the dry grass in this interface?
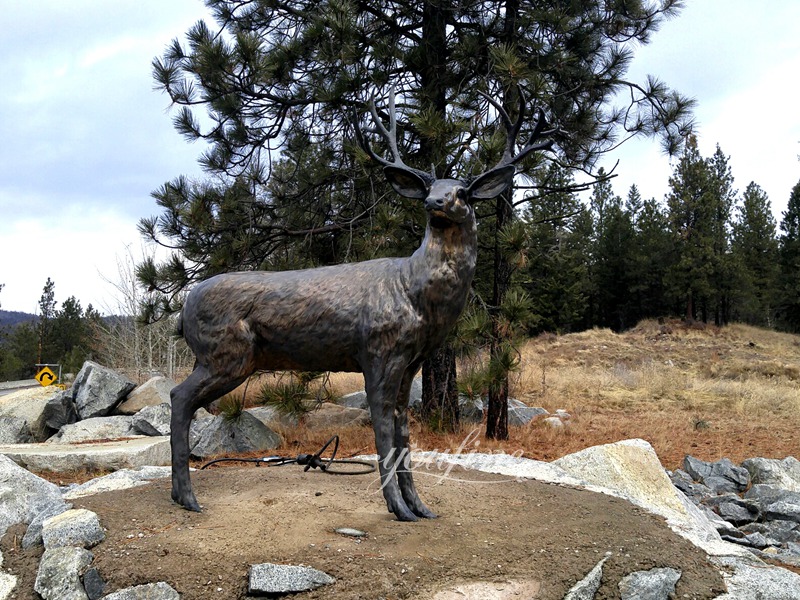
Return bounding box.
[189,319,800,472]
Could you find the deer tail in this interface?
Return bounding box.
[175,311,185,338]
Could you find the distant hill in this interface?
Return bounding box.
[0,310,36,329]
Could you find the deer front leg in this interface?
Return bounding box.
[365,366,417,522]
[394,368,437,518]
[170,365,245,512]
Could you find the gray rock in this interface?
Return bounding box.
[458,395,484,424]
[0,388,54,441]
[102,582,180,600]
[744,483,800,506]
[34,546,93,600]
[335,527,367,538]
[190,411,282,459]
[0,436,170,473]
[408,378,423,410]
[742,456,800,492]
[764,500,800,524]
[702,503,743,538]
[740,520,800,545]
[0,571,17,598]
[116,376,176,415]
[22,502,73,549]
[0,454,66,539]
[618,567,681,600]
[47,416,136,444]
[508,406,548,426]
[42,389,78,431]
[563,555,609,600]
[244,406,299,429]
[702,494,760,525]
[338,390,368,410]
[0,416,33,443]
[554,440,734,558]
[41,508,105,549]
[304,403,370,429]
[72,361,136,419]
[683,455,750,493]
[507,397,526,409]
[750,547,800,568]
[542,416,565,428]
[132,403,171,436]
[743,532,770,549]
[248,563,335,595]
[63,466,171,500]
[81,567,105,600]
[669,469,713,504]
[713,558,800,599]
[189,410,216,452]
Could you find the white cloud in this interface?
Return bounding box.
[0,208,144,315]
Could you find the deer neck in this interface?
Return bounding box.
[408,216,478,308]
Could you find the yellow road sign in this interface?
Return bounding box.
[35,366,57,387]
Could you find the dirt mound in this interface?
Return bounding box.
[2,464,725,599]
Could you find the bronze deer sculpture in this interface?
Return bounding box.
[169,91,552,521]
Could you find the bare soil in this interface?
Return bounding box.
[2,463,726,599]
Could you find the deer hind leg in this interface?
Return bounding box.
[394,366,437,519]
[365,363,417,522]
[170,363,247,512]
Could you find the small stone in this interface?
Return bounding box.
[248,563,335,594]
[41,509,105,549]
[618,567,681,599]
[102,581,180,599]
[543,416,565,428]
[335,527,367,538]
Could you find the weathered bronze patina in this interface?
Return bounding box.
[170,92,551,521]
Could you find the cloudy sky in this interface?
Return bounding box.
[1,1,799,315]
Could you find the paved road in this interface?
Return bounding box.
[0,380,39,397]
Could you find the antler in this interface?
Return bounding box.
[353,90,435,185]
[478,87,555,171]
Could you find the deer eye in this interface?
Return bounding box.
[456,188,467,200]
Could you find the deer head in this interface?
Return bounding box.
[354,88,554,227]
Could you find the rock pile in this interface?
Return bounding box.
[670,455,800,568]
[0,361,290,465]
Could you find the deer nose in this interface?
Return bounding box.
[426,197,446,211]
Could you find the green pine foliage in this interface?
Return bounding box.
[778,180,800,331]
[139,0,702,438]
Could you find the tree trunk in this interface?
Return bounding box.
[485,187,514,440]
[418,0,460,432]
[421,345,460,432]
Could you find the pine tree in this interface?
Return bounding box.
[665,137,716,321]
[141,0,694,439]
[778,179,800,331]
[522,163,591,333]
[594,194,637,331]
[629,196,672,320]
[37,278,57,365]
[705,145,736,325]
[730,182,779,326]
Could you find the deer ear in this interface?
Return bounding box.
[383,166,429,200]
[467,165,516,200]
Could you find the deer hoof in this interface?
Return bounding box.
[392,503,419,522]
[173,492,202,512]
[412,505,438,519]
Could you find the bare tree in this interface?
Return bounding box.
[96,245,193,382]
